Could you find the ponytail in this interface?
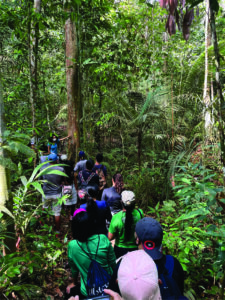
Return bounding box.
[124,203,135,241]
[113,173,124,195]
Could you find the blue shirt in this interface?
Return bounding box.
[101,186,122,214]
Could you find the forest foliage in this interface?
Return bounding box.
[0,0,225,298]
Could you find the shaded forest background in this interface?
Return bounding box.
[1,0,225,299]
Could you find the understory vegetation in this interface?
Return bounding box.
[1,0,225,299]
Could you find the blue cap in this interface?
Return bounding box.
[79,151,85,158]
[48,153,58,162]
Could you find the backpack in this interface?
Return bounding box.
[78,171,96,199]
[77,235,111,297]
[159,255,188,300]
[94,165,106,191]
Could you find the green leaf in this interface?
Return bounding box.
[30,182,45,197]
[0,206,14,219]
[20,176,28,187]
[181,178,191,185]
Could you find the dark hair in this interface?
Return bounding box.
[86,198,98,220]
[71,211,94,242]
[113,173,124,195]
[124,202,135,241]
[88,186,99,199]
[86,159,94,170]
[96,153,103,163]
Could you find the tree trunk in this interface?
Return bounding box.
[65,14,80,161]
[209,4,225,164]
[138,128,142,169]
[0,77,16,254]
[28,0,41,133]
[203,0,212,139]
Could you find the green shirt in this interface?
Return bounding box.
[68,234,116,296]
[109,208,144,248]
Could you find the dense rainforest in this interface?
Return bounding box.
[0,0,225,299]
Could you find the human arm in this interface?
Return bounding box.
[47,144,50,154]
[108,240,117,269]
[60,135,71,141]
[108,232,115,241]
[74,172,78,190]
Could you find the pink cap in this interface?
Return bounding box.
[73,208,86,217]
[118,250,161,300]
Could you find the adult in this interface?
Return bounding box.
[47,133,70,155]
[80,186,112,235]
[72,251,162,300]
[60,155,77,220]
[41,153,65,235]
[74,151,87,190]
[92,153,107,198]
[77,159,99,202]
[108,190,144,258]
[101,173,124,215]
[66,211,116,299]
[135,217,186,299]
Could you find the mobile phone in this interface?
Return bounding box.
[83,296,110,300]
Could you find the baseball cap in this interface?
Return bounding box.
[121,191,135,206]
[48,153,58,162]
[135,217,163,260]
[79,151,85,158]
[118,250,161,300]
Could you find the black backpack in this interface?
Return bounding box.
[159,255,188,300]
[77,235,111,298]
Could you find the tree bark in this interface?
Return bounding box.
[203,0,212,138]
[28,0,41,133]
[65,14,80,160]
[209,4,225,163]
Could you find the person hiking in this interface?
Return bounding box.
[135,217,186,300]
[66,210,116,299]
[74,151,87,190]
[47,133,70,155]
[108,190,144,258]
[71,250,162,300]
[60,154,77,220]
[80,186,112,235]
[101,173,124,215]
[92,153,107,198]
[41,153,65,236]
[77,159,99,203]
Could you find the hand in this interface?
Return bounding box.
[66,283,76,294]
[68,297,79,300]
[104,289,123,300]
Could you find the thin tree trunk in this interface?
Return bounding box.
[0,77,16,254]
[209,4,225,164]
[65,14,80,161]
[28,0,41,134]
[138,129,142,169]
[203,0,212,138]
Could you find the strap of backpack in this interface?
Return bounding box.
[165,255,174,277]
[137,208,143,219]
[77,235,100,261]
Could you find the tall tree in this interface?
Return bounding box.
[28,0,41,133]
[65,9,80,160]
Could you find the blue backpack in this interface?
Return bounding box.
[77,235,111,297]
[159,255,188,300]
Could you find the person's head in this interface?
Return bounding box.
[96,153,103,163]
[79,151,85,160]
[48,153,58,163]
[86,159,94,171]
[118,250,161,300]
[87,186,99,200]
[71,211,94,242]
[121,190,135,208]
[112,173,124,195]
[135,217,163,260]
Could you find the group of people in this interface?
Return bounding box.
[40,150,187,300]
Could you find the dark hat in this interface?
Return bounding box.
[79,151,85,158]
[135,217,163,260]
